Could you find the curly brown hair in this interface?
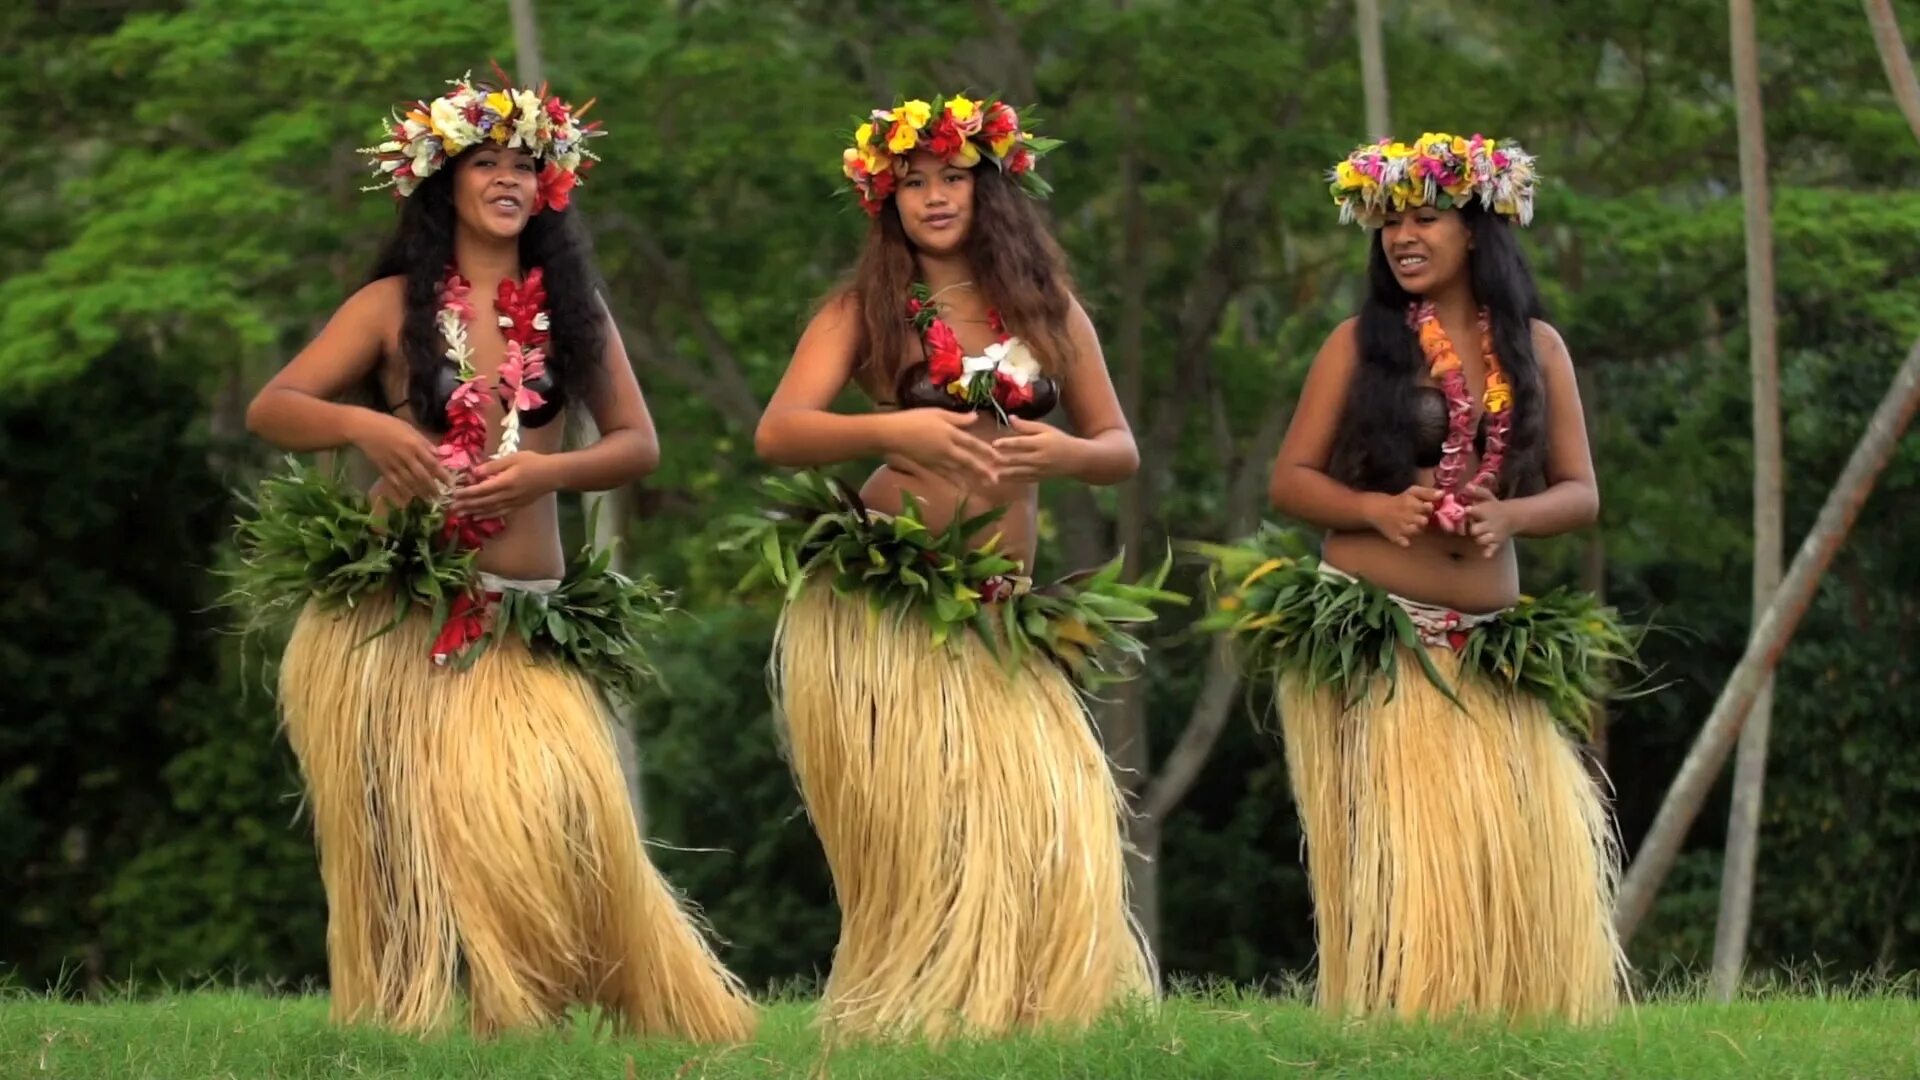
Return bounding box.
[840,164,1078,387]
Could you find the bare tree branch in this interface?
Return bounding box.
[1616,334,1920,943]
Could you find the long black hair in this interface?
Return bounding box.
[1326,200,1548,497]
[364,151,607,432]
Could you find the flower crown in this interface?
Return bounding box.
[841,94,1061,216]
[1328,132,1538,229]
[362,65,604,213]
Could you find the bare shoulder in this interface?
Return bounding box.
[1313,316,1361,371]
[1529,318,1573,370]
[810,288,861,328]
[339,275,406,327]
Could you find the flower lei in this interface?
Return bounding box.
[842,94,1061,215]
[1328,132,1538,229]
[362,64,604,213]
[429,266,552,663]
[1410,301,1512,533]
[908,283,1043,417]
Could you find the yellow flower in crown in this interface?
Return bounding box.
[946,94,982,134]
[837,92,1062,216]
[361,64,606,209]
[899,99,934,128]
[887,118,920,153]
[1325,130,1539,228]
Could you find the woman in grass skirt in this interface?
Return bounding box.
[744,94,1180,1040]
[1199,134,1633,1022]
[234,70,754,1040]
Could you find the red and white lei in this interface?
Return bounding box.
[429,265,552,663]
[908,284,1043,417]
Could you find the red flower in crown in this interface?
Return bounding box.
[982,102,1019,139]
[925,319,964,386]
[1007,148,1035,175]
[926,115,965,157]
[537,163,578,213]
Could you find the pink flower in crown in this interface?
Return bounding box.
[498,343,549,413]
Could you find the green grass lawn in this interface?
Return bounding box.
[5,987,1916,1079]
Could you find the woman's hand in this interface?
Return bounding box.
[1362,484,1438,547]
[883,410,1002,488]
[349,410,451,505]
[996,417,1087,483]
[449,452,560,518]
[1463,483,1521,557]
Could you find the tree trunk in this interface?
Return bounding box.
[1711,0,1782,1002]
[1863,0,1920,143]
[1615,334,1920,943]
[509,0,544,85]
[1356,0,1391,139]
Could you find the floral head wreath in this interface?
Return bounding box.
[841,94,1062,216]
[1328,132,1538,229]
[362,64,605,213]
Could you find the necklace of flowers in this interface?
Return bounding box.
[1410,300,1512,534]
[428,264,551,664]
[907,282,1044,418]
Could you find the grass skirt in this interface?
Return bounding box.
[279,596,757,1040]
[1279,648,1626,1022]
[772,582,1154,1040]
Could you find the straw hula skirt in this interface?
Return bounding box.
[1199,529,1635,1022]
[279,591,756,1038]
[742,472,1179,1040]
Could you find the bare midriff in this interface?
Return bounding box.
[368,379,569,583]
[857,411,1041,571]
[1319,461,1519,614]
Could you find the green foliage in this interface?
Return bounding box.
[1190,526,1640,737]
[723,471,1185,688]
[226,461,474,636]
[229,465,674,703]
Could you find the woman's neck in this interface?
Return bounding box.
[453,228,522,292]
[916,251,976,296]
[1422,276,1478,323]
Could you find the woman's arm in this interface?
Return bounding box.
[246,277,450,502]
[451,304,659,517]
[998,298,1138,486]
[1466,321,1599,547]
[755,293,1000,486]
[1269,319,1435,542]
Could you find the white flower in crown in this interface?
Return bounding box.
[510,89,544,147]
[429,95,482,153]
[986,338,1041,385]
[533,312,550,332]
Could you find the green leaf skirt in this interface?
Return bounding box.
[224,460,672,703]
[1190,524,1646,739]
[721,471,1187,692]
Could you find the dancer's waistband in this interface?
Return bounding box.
[477,572,561,597]
[1317,563,1500,649]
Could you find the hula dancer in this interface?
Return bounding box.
[233,69,755,1040]
[1198,134,1634,1022]
[740,94,1179,1040]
